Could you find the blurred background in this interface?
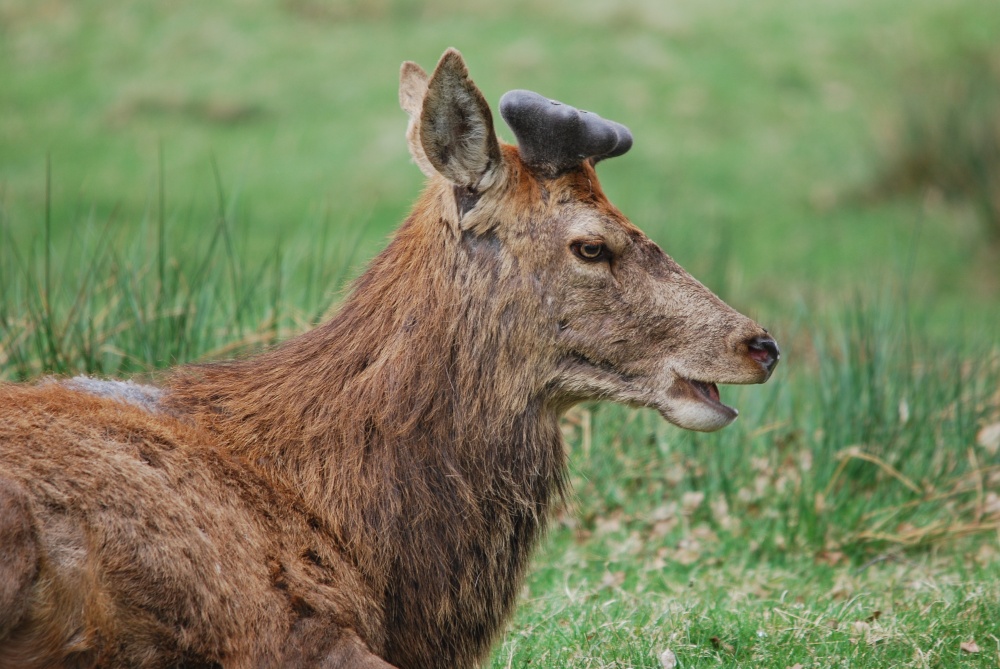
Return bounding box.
[2,0,998,332]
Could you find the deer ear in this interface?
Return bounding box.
[419,48,504,189]
[399,61,436,178]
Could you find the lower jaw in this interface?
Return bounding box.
[659,402,738,432]
[659,378,740,432]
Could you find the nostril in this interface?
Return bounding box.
[747,335,780,372]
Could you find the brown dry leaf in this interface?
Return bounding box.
[865,610,881,623]
[600,570,625,590]
[710,496,737,530]
[710,636,735,653]
[974,542,999,566]
[814,492,827,514]
[594,513,622,535]
[681,491,705,514]
[754,473,770,497]
[799,448,813,471]
[977,422,1000,455]
[829,573,856,600]
[751,456,771,473]
[651,518,678,538]
[691,524,719,543]
[651,502,679,521]
[815,549,846,566]
[670,538,702,566]
[658,648,678,669]
[960,640,981,653]
[983,492,1000,516]
[850,621,871,645]
[665,464,686,486]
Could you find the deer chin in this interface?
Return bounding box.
[654,376,739,432]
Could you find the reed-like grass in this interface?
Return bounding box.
[0,165,367,380]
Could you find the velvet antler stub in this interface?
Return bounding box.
[499,90,632,175]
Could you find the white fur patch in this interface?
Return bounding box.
[666,397,739,432]
[63,376,164,414]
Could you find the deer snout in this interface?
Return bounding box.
[746,334,780,380]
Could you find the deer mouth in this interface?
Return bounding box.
[659,375,739,432]
[556,351,739,432]
[689,378,721,403]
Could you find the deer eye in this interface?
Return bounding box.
[571,240,609,263]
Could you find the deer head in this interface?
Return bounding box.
[399,49,778,432]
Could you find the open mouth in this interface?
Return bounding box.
[685,377,736,415]
[690,379,721,404]
[667,376,740,431]
[556,351,741,432]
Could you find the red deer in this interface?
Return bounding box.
[0,49,779,668]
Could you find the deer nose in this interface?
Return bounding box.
[747,335,780,377]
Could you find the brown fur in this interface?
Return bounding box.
[0,49,777,668]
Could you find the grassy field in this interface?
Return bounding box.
[2,0,1000,666]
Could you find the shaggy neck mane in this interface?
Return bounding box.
[166,182,565,663]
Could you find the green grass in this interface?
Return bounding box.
[501,549,1000,667]
[3,0,1000,666]
[4,0,1000,324]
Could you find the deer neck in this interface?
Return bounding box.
[166,207,566,549]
